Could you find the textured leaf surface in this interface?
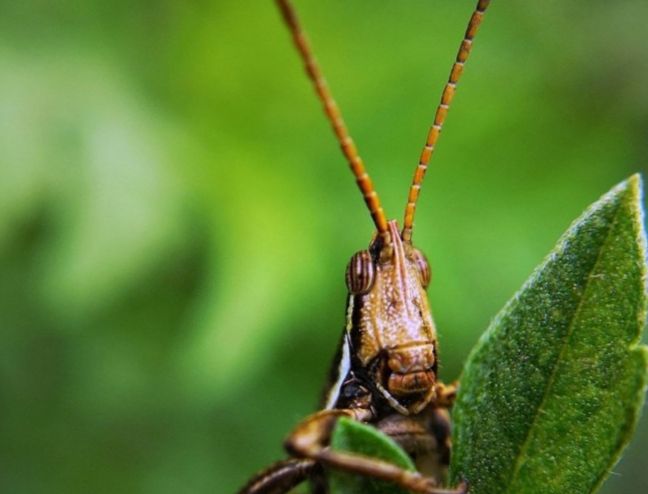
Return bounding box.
[450,175,648,494]
[329,417,415,494]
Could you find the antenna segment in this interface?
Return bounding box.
[402,0,491,242]
[276,0,389,234]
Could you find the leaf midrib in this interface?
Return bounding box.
[503,201,623,494]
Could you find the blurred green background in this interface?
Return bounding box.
[0,1,646,493]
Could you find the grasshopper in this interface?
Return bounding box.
[238,1,490,492]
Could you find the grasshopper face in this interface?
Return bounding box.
[346,220,437,415]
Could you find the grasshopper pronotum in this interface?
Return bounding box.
[238,1,490,493]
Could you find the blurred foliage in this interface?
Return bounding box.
[0,1,646,493]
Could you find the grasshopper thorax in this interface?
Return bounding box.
[346,220,437,415]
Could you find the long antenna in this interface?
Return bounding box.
[276,0,389,234]
[402,0,491,242]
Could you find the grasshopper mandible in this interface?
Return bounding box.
[238,1,490,493]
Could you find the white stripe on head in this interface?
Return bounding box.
[323,296,354,410]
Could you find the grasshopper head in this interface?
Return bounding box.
[346,220,438,415]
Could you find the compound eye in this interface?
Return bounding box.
[412,249,431,289]
[345,250,375,295]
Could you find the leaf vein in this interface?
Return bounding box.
[503,201,623,492]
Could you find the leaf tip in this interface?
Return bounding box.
[627,172,642,188]
[616,174,647,328]
[626,173,644,210]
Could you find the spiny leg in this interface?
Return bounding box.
[285,408,467,494]
[237,458,318,494]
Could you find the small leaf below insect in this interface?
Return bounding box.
[450,174,648,494]
[328,417,415,494]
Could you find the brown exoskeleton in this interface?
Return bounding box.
[238,1,491,493]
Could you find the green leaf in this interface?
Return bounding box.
[450,175,648,494]
[328,417,415,494]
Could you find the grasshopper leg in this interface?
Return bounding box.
[237,458,318,494]
[285,408,467,494]
[435,381,459,409]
